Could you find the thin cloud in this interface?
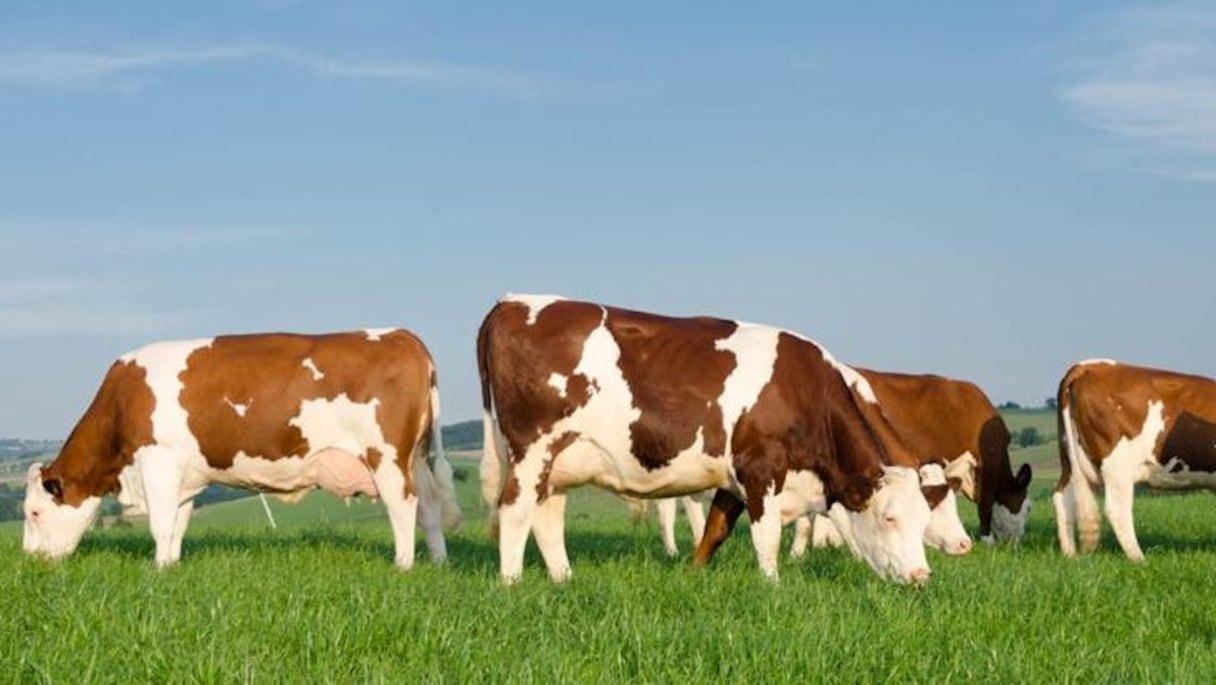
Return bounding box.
[0,43,548,94]
[0,279,181,337]
[1061,2,1216,181]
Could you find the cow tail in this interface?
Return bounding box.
[428,372,462,532]
[477,313,504,539]
[1055,364,1084,493]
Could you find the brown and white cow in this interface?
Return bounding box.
[24,329,461,569]
[477,294,933,585]
[1054,359,1216,560]
[793,369,1032,555]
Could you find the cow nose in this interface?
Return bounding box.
[956,538,972,555]
[909,567,931,586]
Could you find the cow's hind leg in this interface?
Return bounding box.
[682,496,706,549]
[412,456,448,564]
[169,500,194,563]
[1101,464,1145,561]
[372,451,419,570]
[692,489,745,567]
[533,493,571,582]
[1053,471,1077,557]
[1073,469,1102,554]
[789,515,812,559]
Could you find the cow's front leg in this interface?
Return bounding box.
[413,456,448,564]
[168,500,194,564]
[1101,465,1145,561]
[657,498,679,557]
[692,489,745,567]
[790,515,812,558]
[137,446,185,569]
[747,487,784,581]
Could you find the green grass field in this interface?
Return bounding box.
[5,444,1216,683]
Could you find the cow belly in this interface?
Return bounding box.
[546,437,730,497]
[1144,460,1216,490]
[213,450,372,498]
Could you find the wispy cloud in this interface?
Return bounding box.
[0,43,547,94]
[1061,2,1216,181]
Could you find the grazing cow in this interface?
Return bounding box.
[24,330,461,569]
[1054,359,1216,560]
[793,369,1032,554]
[478,294,933,585]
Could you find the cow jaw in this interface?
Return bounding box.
[22,464,102,561]
[918,464,972,555]
[830,466,932,585]
[991,498,1031,542]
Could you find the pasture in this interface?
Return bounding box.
[6,451,1216,682]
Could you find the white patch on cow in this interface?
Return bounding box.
[715,324,780,443]
[944,451,978,500]
[123,338,214,452]
[827,466,932,585]
[22,463,103,560]
[823,352,878,404]
[1077,358,1118,367]
[920,463,972,555]
[775,469,828,523]
[992,498,1031,542]
[1096,400,1167,561]
[302,357,325,380]
[225,398,250,417]
[502,293,567,325]
[363,328,396,342]
[290,394,386,456]
[548,372,568,398]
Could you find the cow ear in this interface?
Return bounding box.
[1016,463,1032,488]
[921,483,949,509]
[43,478,63,501]
[947,476,964,492]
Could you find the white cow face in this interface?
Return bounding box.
[919,464,972,556]
[991,498,1031,542]
[828,466,932,585]
[22,463,101,561]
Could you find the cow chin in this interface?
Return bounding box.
[991,499,1031,542]
[22,471,101,561]
[829,467,932,585]
[924,489,973,555]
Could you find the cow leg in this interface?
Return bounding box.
[813,514,845,549]
[1053,473,1077,556]
[747,490,784,581]
[1073,469,1102,554]
[532,493,572,582]
[498,451,547,584]
[413,456,448,564]
[692,489,745,567]
[1101,466,1145,561]
[372,454,419,570]
[682,496,706,548]
[657,498,679,557]
[790,516,812,558]
[139,447,185,569]
[168,500,194,564]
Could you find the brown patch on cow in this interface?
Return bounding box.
[479,300,603,462]
[41,360,156,506]
[365,446,383,471]
[536,431,579,499]
[605,307,737,468]
[1160,412,1216,473]
[499,472,521,507]
[921,484,950,509]
[177,331,432,487]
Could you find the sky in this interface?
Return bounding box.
[2,1,1215,438]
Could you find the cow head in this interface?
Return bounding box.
[828,465,931,585]
[918,463,972,555]
[23,463,102,561]
[990,463,1033,542]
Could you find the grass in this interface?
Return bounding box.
[5,454,1216,683]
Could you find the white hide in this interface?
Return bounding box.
[827,466,931,585]
[991,499,1031,542]
[502,293,567,325]
[918,463,972,555]
[363,328,397,341]
[22,462,102,560]
[943,452,978,500]
[302,357,325,380]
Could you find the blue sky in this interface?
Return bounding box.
[2,1,1215,437]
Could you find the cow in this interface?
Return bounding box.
[477,294,933,585]
[23,329,462,569]
[1054,359,1216,560]
[623,495,707,557]
[793,369,1032,554]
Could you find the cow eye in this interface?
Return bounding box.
[883,513,898,527]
